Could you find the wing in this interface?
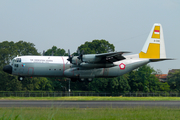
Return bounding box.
[95,51,130,63]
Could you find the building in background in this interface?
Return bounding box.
[156,69,180,82]
[156,74,167,82]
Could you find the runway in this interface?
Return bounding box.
[0,100,180,108]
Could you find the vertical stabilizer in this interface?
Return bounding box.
[139,23,166,59]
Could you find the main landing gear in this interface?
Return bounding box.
[70,78,93,82]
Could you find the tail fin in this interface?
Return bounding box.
[139,23,166,59]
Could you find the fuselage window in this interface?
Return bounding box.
[14,64,18,67]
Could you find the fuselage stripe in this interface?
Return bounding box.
[62,57,65,75]
[103,68,105,76]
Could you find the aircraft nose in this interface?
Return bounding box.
[3,65,12,74]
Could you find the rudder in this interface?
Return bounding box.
[139,23,166,59]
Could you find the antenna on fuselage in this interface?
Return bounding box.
[43,50,45,56]
[52,51,54,56]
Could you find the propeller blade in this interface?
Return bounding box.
[77,49,80,55]
[68,49,70,56]
[80,50,84,61]
[67,49,73,63]
[77,50,84,62]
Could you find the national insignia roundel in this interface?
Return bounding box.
[119,63,126,70]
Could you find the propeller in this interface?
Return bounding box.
[67,49,73,63]
[77,49,84,62]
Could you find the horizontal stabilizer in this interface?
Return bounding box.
[150,58,174,62]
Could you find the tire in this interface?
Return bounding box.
[78,78,85,82]
[18,76,24,81]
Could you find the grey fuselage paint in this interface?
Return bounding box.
[11,56,149,78]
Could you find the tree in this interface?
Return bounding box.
[128,71,139,92]
[0,41,52,91]
[117,74,131,93]
[0,71,22,91]
[128,65,161,92]
[106,74,130,93]
[88,74,130,93]
[44,46,68,56]
[159,82,170,92]
[88,78,109,92]
[0,41,39,67]
[167,70,180,92]
[77,39,115,54]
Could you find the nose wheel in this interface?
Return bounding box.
[18,76,24,81]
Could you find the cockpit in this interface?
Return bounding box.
[3,57,22,77]
[10,58,22,67]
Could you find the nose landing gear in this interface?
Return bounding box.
[18,76,24,81]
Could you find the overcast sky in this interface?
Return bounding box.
[0,0,180,74]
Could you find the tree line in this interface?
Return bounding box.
[0,40,179,93]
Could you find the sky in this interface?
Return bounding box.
[0,0,180,74]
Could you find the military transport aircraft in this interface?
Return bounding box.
[3,23,171,82]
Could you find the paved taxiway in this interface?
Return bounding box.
[0,100,180,108]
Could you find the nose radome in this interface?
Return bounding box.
[3,65,12,74]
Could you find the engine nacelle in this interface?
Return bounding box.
[71,56,81,65]
[82,54,101,63]
[64,68,95,78]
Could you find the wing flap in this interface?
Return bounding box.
[96,51,130,57]
[95,51,130,63]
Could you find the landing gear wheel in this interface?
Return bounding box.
[78,78,85,82]
[18,76,24,81]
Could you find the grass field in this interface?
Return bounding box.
[0,107,180,120]
[1,97,180,119]
[1,96,180,101]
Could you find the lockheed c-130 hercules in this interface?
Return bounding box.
[3,23,172,82]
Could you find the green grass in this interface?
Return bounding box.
[0,107,180,120]
[1,96,180,101]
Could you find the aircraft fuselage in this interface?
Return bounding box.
[4,55,149,80]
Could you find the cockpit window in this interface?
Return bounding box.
[16,58,21,62]
[10,59,14,65]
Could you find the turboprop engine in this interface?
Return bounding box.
[82,54,101,63]
[67,49,103,65]
[71,56,82,65]
[67,49,82,65]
